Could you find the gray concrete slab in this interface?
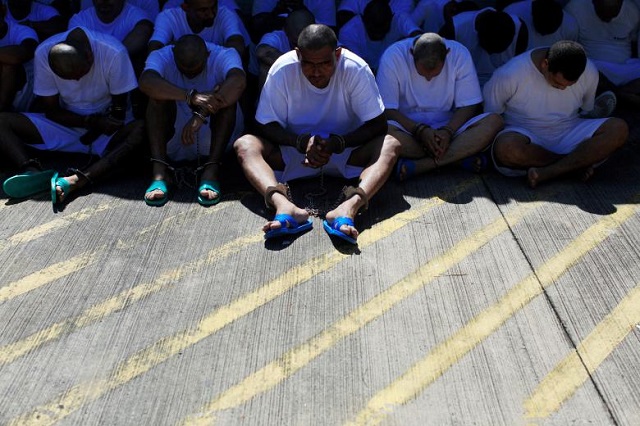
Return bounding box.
[0,109,638,425]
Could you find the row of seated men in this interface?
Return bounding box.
[0,0,634,245]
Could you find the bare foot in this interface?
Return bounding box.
[55,175,81,203]
[199,187,220,202]
[263,205,310,233]
[581,166,595,182]
[324,194,364,241]
[527,167,540,189]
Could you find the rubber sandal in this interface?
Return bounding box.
[265,213,313,240]
[323,216,357,244]
[395,158,416,182]
[144,180,169,206]
[2,169,56,198]
[197,180,221,207]
[50,172,71,206]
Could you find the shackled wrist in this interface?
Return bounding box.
[186,88,196,106]
[412,123,430,137]
[438,125,455,138]
[329,133,346,154]
[192,108,208,124]
[296,133,310,153]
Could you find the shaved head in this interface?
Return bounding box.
[173,34,209,78]
[49,28,93,80]
[412,33,448,69]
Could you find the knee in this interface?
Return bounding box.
[233,134,261,161]
[493,137,523,166]
[606,117,629,148]
[485,113,504,132]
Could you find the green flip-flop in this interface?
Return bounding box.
[197,180,221,207]
[144,180,169,207]
[3,170,56,198]
[50,172,71,206]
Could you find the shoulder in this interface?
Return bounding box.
[339,48,372,71]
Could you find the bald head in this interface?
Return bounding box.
[49,29,93,79]
[412,33,448,69]
[285,8,315,48]
[173,34,209,78]
[593,0,623,22]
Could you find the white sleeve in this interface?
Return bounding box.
[33,44,58,97]
[580,61,599,112]
[150,10,174,45]
[452,46,483,107]
[482,66,513,114]
[376,49,401,110]
[106,46,138,94]
[345,64,385,122]
[256,70,289,127]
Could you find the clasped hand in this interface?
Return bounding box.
[417,127,451,160]
[303,134,333,168]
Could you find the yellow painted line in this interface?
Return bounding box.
[181,199,540,425]
[0,252,100,303]
[0,203,115,251]
[346,204,637,426]
[0,203,230,306]
[0,232,263,366]
[524,283,640,419]
[7,181,476,426]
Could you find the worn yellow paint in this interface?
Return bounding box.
[7,183,469,426]
[0,203,115,250]
[0,252,100,303]
[0,233,263,366]
[179,200,539,425]
[347,204,636,426]
[524,283,640,419]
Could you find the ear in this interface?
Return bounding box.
[295,47,301,60]
[541,57,549,72]
[334,46,342,60]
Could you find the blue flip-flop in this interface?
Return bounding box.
[395,158,416,182]
[50,172,71,206]
[144,180,169,206]
[265,213,313,240]
[323,217,357,244]
[2,169,56,198]
[197,180,221,207]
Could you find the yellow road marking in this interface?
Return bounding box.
[0,203,230,307]
[0,203,115,251]
[346,204,637,426]
[181,199,539,425]
[524,283,640,419]
[7,182,476,426]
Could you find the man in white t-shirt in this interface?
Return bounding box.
[0,3,38,112]
[234,24,399,244]
[337,0,414,29]
[0,27,145,207]
[440,7,528,86]
[338,0,420,72]
[139,34,246,207]
[483,40,628,187]
[565,0,640,108]
[378,33,503,181]
[5,0,65,41]
[504,0,578,49]
[69,0,153,73]
[256,8,314,88]
[149,0,247,62]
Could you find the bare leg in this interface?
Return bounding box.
[493,131,563,171]
[324,134,401,241]
[234,134,309,233]
[198,104,236,202]
[0,112,45,168]
[0,64,26,112]
[528,118,628,188]
[144,98,176,202]
[55,119,146,202]
[391,114,503,179]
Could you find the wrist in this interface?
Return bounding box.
[412,123,430,137]
[296,133,310,153]
[329,133,346,154]
[186,88,196,106]
[192,108,209,124]
[438,125,455,138]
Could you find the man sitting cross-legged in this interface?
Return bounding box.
[0,27,144,207]
[377,33,503,181]
[139,34,246,206]
[234,24,400,244]
[483,40,628,187]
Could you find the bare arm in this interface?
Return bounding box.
[256,44,284,69]
[138,69,187,101]
[122,20,154,58]
[0,39,37,65]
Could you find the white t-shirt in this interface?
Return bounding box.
[150,5,246,47]
[565,0,640,64]
[483,49,598,140]
[411,0,450,33]
[257,48,384,135]
[69,3,151,42]
[81,0,159,20]
[0,20,38,47]
[33,27,138,115]
[377,37,483,127]
[258,30,290,53]
[5,2,59,27]
[252,0,336,26]
[505,0,578,49]
[338,13,419,71]
[338,0,414,15]
[452,8,523,87]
